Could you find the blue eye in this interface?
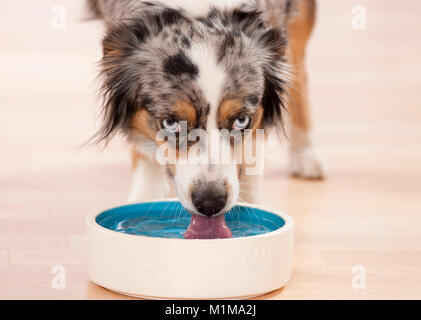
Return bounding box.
[232,116,250,130]
[162,119,180,133]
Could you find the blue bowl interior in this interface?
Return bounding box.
[96,201,285,239]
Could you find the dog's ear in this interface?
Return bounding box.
[258,28,289,128]
[227,8,289,129]
[95,20,151,142]
[229,9,265,32]
[223,8,267,38]
[96,7,190,142]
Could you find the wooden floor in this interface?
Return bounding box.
[1,0,421,299]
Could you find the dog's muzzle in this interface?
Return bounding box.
[191,180,227,216]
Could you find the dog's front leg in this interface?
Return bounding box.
[128,150,170,203]
[239,173,262,205]
[286,0,326,179]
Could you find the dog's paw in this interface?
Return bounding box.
[288,146,327,179]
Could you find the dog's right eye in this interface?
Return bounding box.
[162,118,180,133]
[232,115,250,131]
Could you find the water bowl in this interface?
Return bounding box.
[86,199,294,299]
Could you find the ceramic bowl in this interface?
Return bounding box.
[86,200,294,299]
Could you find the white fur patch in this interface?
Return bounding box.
[188,43,226,130]
[174,162,239,214]
[152,0,253,16]
[177,44,239,215]
[288,126,327,179]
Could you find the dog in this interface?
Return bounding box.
[87,0,326,218]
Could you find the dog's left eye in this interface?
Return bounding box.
[232,116,250,130]
[162,118,180,133]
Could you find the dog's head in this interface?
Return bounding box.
[97,2,289,216]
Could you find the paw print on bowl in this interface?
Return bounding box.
[247,248,272,271]
[136,257,163,287]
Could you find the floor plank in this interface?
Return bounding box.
[1,0,420,299]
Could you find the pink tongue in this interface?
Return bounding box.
[184,214,232,239]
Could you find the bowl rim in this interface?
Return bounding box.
[87,198,294,242]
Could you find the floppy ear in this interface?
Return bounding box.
[95,19,154,142]
[95,6,191,142]
[96,25,139,142]
[225,8,289,128]
[258,28,289,128]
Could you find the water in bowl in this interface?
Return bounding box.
[96,201,285,239]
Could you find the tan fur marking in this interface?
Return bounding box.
[251,106,264,130]
[286,0,316,131]
[218,99,244,126]
[131,148,146,170]
[129,109,158,141]
[173,100,196,127]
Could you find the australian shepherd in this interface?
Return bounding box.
[87,0,325,235]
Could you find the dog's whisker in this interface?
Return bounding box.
[238,196,259,224]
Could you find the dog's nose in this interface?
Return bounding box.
[192,186,227,217]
